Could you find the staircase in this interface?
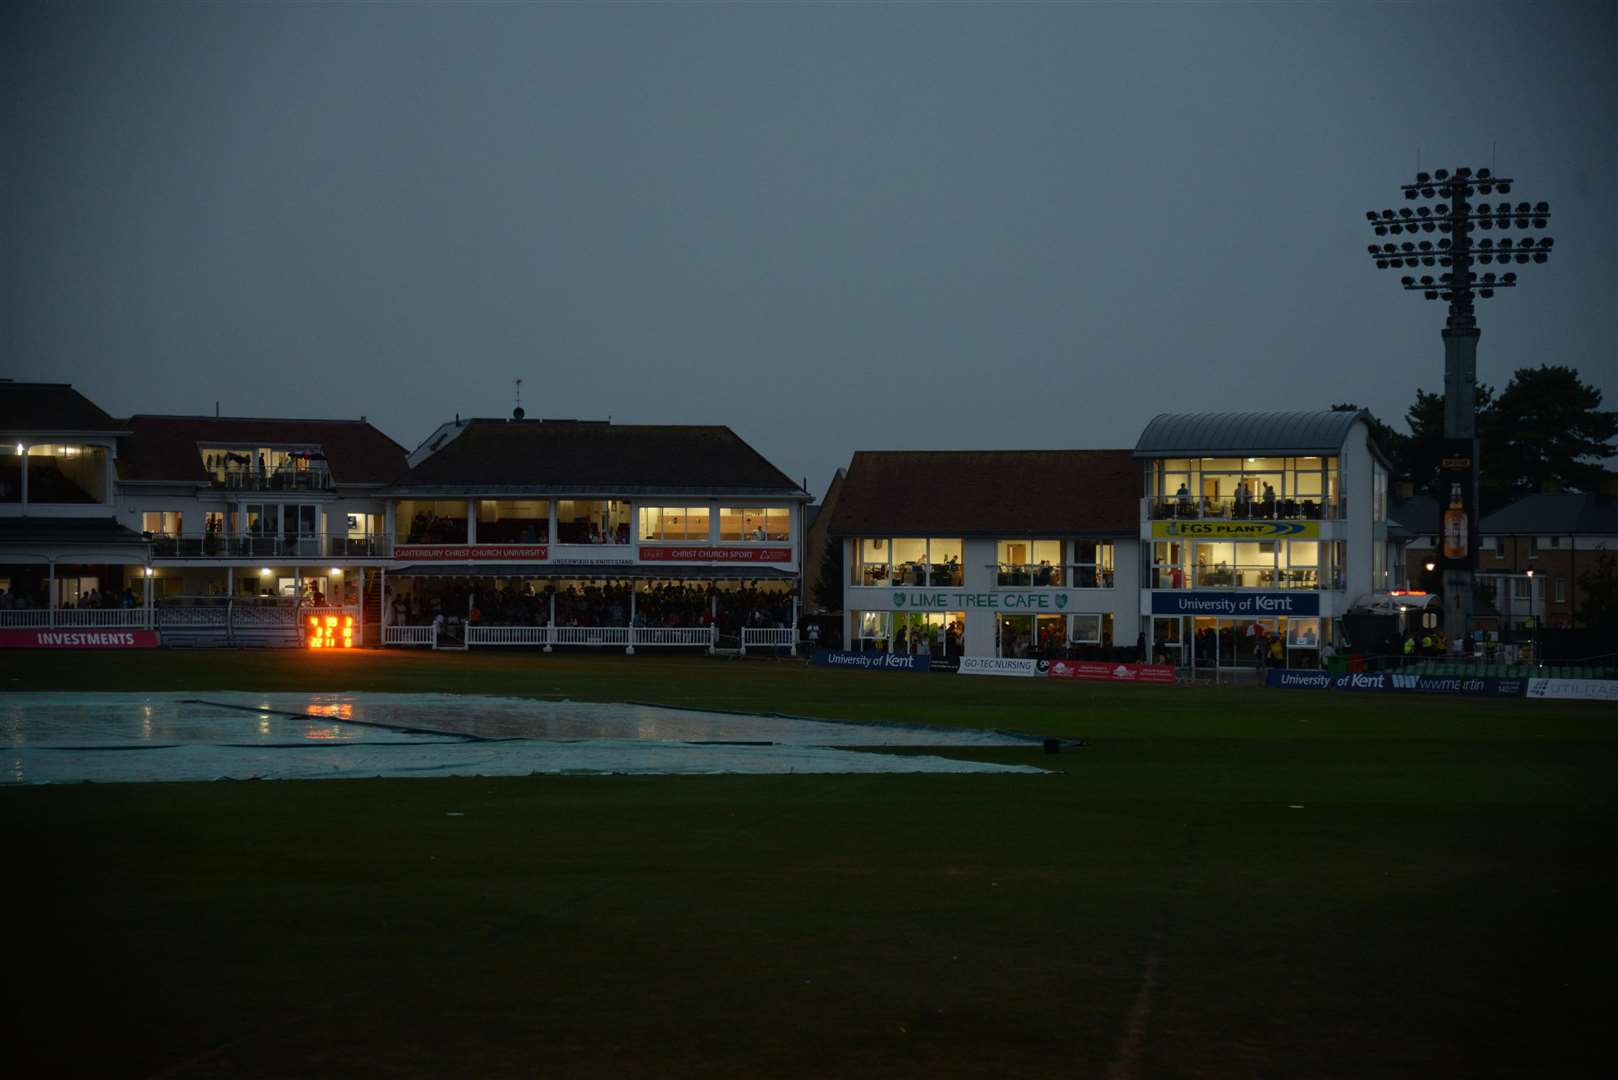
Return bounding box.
[361,571,384,646]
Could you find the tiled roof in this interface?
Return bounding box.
[118,415,408,485]
[0,382,126,433]
[827,449,1139,537]
[1134,411,1367,457]
[388,420,804,496]
[1389,494,1440,539]
[0,516,146,545]
[1480,493,1618,536]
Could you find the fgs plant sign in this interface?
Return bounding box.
[1150,520,1320,539]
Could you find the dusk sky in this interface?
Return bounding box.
[5,2,1613,496]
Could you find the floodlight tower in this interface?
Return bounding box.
[1364,167,1554,644]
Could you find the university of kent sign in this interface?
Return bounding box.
[1150,520,1320,540]
[880,590,1085,612]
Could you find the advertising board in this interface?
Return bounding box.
[1438,438,1477,571]
[957,657,1043,677]
[0,629,161,649]
[812,648,929,673]
[1525,678,1618,702]
[393,545,548,561]
[1151,592,1320,617]
[1047,659,1175,684]
[640,546,792,563]
[1266,668,1525,697]
[1150,520,1319,540]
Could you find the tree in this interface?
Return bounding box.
[1575,548,1618,635]
[1485,366,1618,506]
[812,537,844,613]
[1335,365,1615,510]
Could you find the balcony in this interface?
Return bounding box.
[994,564,1114,588]
[1143,495,1342,521]
[208,464,334,492]
[1148,567,1343,590]
[148,533,393,559]
[861,562,965,588]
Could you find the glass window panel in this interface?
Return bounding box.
[558,500,629,543]
[1244,457,1287,472]
[1070,614,1102,644]
[1031,540,1063,565]
[1287,541,1319,567]
[1200,458,1241,471]
[890,538,927,563]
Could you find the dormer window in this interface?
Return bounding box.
[200,445,331,491]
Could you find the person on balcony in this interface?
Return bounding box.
[1235,484,1252,519]
[1175,482,1192,514]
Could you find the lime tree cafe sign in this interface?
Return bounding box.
[884,589,1078,612]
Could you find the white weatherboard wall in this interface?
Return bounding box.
[841,537,1136,658]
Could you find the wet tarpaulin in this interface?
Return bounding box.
[1,692,1046,784]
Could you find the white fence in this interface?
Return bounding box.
[741,627,798,654]
[1,609,150,628]
[385,624,718,650]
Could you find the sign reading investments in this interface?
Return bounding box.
[881,590,1093,613]
[1151,591,1320,616]
[1150,520,1320,540]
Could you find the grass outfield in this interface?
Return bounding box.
[2,650,1612,1078]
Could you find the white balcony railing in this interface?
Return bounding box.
[740,627,797,654]
[383,624,718,650]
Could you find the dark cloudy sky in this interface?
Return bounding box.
[5,2,1613,495]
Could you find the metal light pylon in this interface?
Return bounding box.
[1364,166,1554,646]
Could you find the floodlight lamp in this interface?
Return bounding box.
[1456,167,1471,178]
[1420,275,1434,286]
[1421,222,1436,233]
[1534,201,1548,213]
[1437,222,1451,233]
[1514,217,1529,228]
[1482,272,1496,283]
[1382,209,1395,220]
[1477,168,1491,179]
[1479,288,1494,298]
[1532,253,1547,263]
[1401,241,1414,252]
[1390,223,1404,234]
[1541,237,1554,248]
[1478,218,1493,230]
[1424,290,1439,300]
[1478,183,1494,194]
[1438,256,1452,267]
[1416,171,1431,183]
[1425,559,1437,571]
[1497,202,1511,213]
[1399,207,1413,218]
[1416,205,1430,217]
[1375,259,1389,269]
[1383,243,1397,253]
[1533,217,1547,228]
[1367,244,1380,254]
[1389,257,1404,267]
[1419,240,1432,251]
[1401,276,1415,286]
[1434,168,1450,180]
[1421,186,1435,198]
[1375,225,1388,236]
[1497,182,1511,193]
[1438,237,1452,249]
[1503,272,1517,283]
[1515,202,1530,212]
[1515,253,1529,264]
[1498,237,1512,248]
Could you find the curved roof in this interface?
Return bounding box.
[1134,411,1367,458]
